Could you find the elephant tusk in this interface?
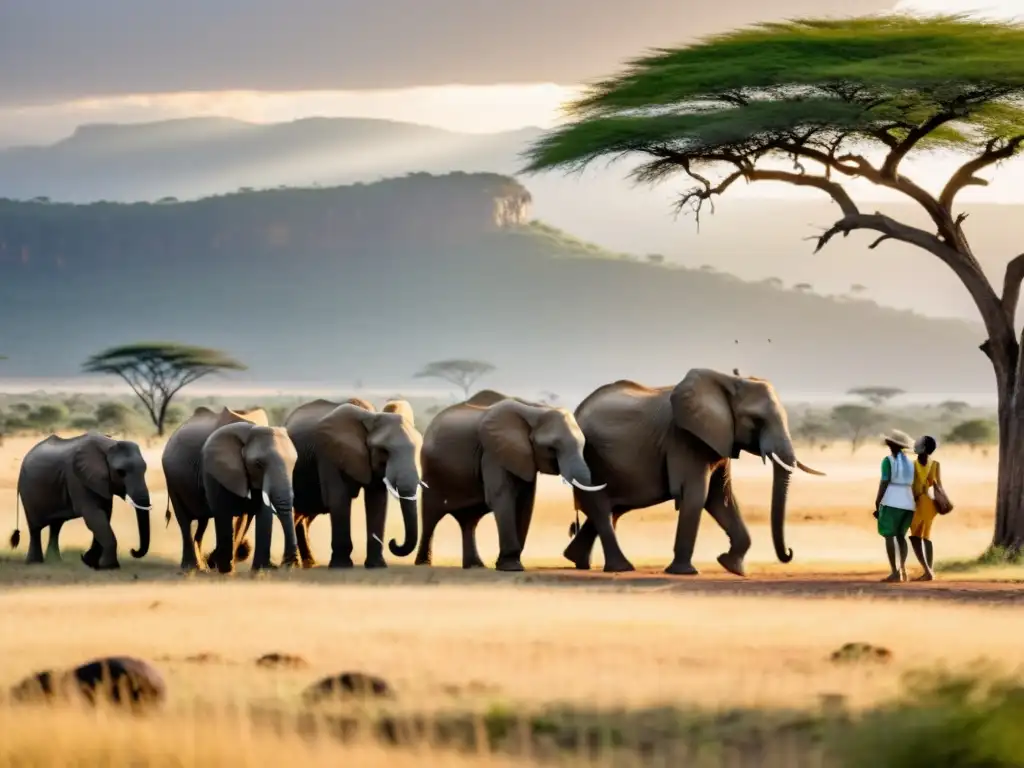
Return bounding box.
[419,480,429,489]
[371,533,385,548]
[796,460,827,477]
[570,478,607,492]
[125,495,152,511]
[384,478,418,501]
[770,453,796,473]
[761,453,767,465]
[261,490,271,508]
[246,490,251,499]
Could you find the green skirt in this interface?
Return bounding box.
[877,505,914,537]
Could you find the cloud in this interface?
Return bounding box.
[0,0,894,106]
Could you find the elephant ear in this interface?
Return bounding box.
[71,434,114,500]
[478,401,537,481]
[670,369,735,459]
[315,404,374,486]
[203,426,251,498]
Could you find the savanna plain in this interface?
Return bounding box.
[1,434,1022,766]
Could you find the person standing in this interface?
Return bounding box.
[874,429,916,583]
[909,435,943,581]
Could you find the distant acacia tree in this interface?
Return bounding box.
[414,359,495,400]
[830,404,880,454]
[82,342,247,435]
[938,400,971,417]
[27,404,68,434]
[793,283,813,293]
[848,386,905,407]
[946,419,998,452]
[94,401,138,434]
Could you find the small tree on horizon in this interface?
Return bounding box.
[82,342,247,436]
[848,386,906,407]
[946,418,998,452]
[523,14,1024,555]
[414,359,496,400]
[830,404,881,454]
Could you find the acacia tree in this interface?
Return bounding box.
[83,342,246,435]
[414,359,495,400]
[848,386,905,407]
[524,14,1024,555]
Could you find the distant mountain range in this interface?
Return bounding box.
[2,116,1023,322]
[0,173,992,397]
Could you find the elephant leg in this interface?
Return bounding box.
[570,490,633,573]
[363,484,388,569]
[704,464,751,577]
[170,491,201,572]
[295,513,317,568]
[45,520,65,562]
[250,507,275,572]
[81,536,103,569]
[415,497,446,566]
[80,504,119,570]
[323,473,355,568]
[483,457,526,572]
[457,507,487,569]
[213,514,236,574]
[232,513,253,562]
[515,481,537,555]
[563,509,626,570]
[665,469,710,576]
[26,524,44,564]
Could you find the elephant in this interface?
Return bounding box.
[285,397,422,569]
[562,369,825,575]
[162,406,297,572]
[414,390,606,571]
[9,433,152,569]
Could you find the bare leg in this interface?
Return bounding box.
[881,537,902,582]
[909,535,934,580]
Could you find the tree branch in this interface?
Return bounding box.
[1001,252,1024,324]
[939,135,1024,210]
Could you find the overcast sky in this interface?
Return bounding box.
[0,0,901,105]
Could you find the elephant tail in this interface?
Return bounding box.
[9,492,21,549]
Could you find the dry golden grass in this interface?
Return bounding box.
[0,433,1019,765]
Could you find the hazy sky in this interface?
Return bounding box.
[1,0,1022,199]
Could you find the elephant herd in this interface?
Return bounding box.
[8,368,825,576]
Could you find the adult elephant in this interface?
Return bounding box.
[285,398,421,569]
[163,406,297,572]
[9,433,152,569]
[563,369,824,575]
[414,391,606,572]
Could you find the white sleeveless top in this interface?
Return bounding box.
[880,451,916,511]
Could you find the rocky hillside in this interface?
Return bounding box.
[0,172,991,397]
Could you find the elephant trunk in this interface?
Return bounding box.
[556,449,605,492]
[389,496,418,557]
[277,508,299,564]
[769,461,793,563]
[125,482,151,559]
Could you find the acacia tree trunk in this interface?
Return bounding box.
[992,380,1024,553]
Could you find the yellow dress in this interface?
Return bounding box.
[910,459,941,540]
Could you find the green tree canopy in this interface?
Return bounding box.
[946,418,998,450]
[82,342,246,436]
[524,13,1024,554]
[848,386,906,407]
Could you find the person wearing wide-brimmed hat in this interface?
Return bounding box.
[873,429,916,583]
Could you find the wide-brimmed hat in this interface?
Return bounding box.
[880,429,913,449]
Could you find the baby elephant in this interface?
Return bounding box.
[10,433,152,569]
[9,656,166,712]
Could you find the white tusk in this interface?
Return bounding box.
[570,478,608,492]
[384,477,418,501]
[770,453,796,473]
[371,533,384,547]
[262,490,271,507]
[419,480,429,489]
[796,460,827,477]
[125,495,152,511]
[246,490,251,499]
[761,454,767,465]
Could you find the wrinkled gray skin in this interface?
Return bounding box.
[202,421,299,573]
[285,398,421,569]
[162,407,296,572]
[415,390,605,572]
[564,369,824,575]
[10,433,152,569]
